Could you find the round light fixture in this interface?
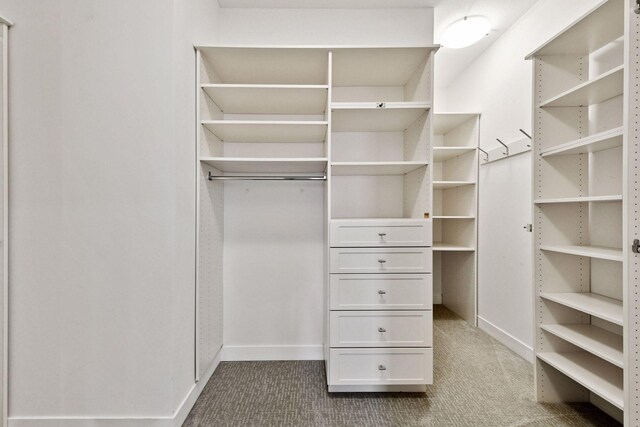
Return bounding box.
[441,16,491,49]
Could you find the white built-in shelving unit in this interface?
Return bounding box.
[196,46,436,393]
[527,0,639,422]
[431,113,479,324]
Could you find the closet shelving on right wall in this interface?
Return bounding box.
[527,0,632,423]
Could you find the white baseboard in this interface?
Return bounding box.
[477,316,533,363]
[221,344,324,361]
[9,349,223,427]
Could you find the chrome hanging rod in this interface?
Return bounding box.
[208,172,326,181]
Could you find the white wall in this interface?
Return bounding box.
[439,0,603,361]
[3,0,219,424]
[216,7,434,359]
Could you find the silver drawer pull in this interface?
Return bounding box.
[378,259,386,264]
[378,327,386,333]
[378,233,386,237]
[378,365,387,371]
[378,290,386,295]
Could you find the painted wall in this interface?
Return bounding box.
[439,0,603,361]
[3,0,218,423]
[216,8,434,359]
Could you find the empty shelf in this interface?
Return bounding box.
[539,293,623,326]
[540,127,623,157]
[432,216,475,219]
[534,195,622,204]
[331,161,427,176]
[539,65,624,108]
[540,244,623,262]
[201,84,328,114]
[201,120,328,143]
[537,352,623,410]
[433,147,476,161]
[331,102,430,132]
[433,243,475,252]
[200,157,328,173]
[540,324,623,368]
[433,181,476,189]
[433,113,480,135]
[526,0,623,58]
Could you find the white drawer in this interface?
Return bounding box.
[330,310,432,348]
[330,274,432,310]
[329,348,433,385]
[330,219,432,247]
[330,247,432,274]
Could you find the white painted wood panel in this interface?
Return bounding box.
[329,348,433,385]
[329,274,432,310]
[330,311,432,347]
[330,247,432,274]
[330,219,431,247]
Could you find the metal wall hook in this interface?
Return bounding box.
[478,147,489,161]
[496,138,509,156]
[519,129,532,147]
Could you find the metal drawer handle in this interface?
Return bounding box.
[378,365,387,371]
[378,290,386,295]
[378,259,386,264]
[378,327,386,333]
[378,233,386,237]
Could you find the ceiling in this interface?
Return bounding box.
[217,0,538,88]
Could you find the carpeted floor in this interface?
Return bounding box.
[183,306,620,426]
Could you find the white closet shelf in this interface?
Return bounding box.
[331,161,427,176]
[534,195,623,204]
[432,216,475,219]
[526,0,623,58]
[539,292,623,326]
[201,120,328,143]
[433,181,476,190]
[331,103,430,132]
[201,84,328,114]
[539,65,624,108]
[540,127,623,157]
[433,147,476,162]
[540,244,623,262]
[331,47,437,87]
[433,243,475,252]
[200,157,328,173]
[540,324,623,368]
[432,113,480,135]
[198,46,329,85]
[537,352,623,410]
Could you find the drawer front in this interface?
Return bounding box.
[330,247,432,274]
[330,220,432,247]
[329,348,433,385]
[330,310,432,348]
[330,274,432,310]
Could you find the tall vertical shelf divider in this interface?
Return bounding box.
[195,46,437,393]
[527,0,637,422]
[431,114,479,325]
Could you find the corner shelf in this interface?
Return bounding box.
[540,292,623,326]
[331,102,430,132]
[331,161,427,176]
[539,244,623,262]
[537,352,623,410]
[201,120,328,143]
[433,147,476,161]
[539,65,624,108]
[540,323,623,368]
[201,84,328,114]
[200,157,328,173]
[540,127,623,157]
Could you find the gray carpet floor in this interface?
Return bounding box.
[184,306,620,426]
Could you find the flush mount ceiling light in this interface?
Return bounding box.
[441,16,491,49]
